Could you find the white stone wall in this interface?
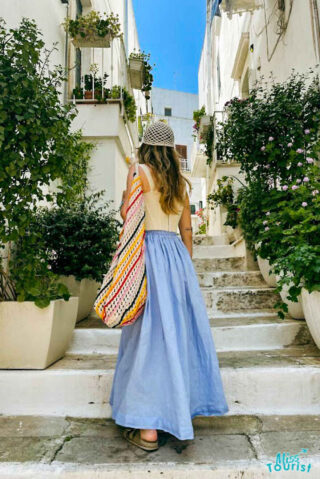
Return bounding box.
[0,0,146,219]
[197,0,320,236]
[210,0,320,112]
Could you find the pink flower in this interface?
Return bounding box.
[261,146,266,151]
[266,211,270,216]
[303,177,310,182]
[304,129,310,134]
[296,148,304,154]
[265,164,270,169]
[276,221,281,226]
[306,157,314,164]
[268,136,274,142]
[282,185,288,191]
[263,220,268,225]
[265,226,270,231]
[312,189,319,196]
[296,179,302,184]
[302,202,308,207]
[287,142,293,147]
[292,185,299,190]
[297,162,303,167]
[253,166,258,171]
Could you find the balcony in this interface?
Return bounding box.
[220,0,262,17]
[180,158,190,173]
[191,142,207,178]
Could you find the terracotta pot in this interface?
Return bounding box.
[85,90,93,99]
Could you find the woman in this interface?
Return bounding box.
[109,122,229,451]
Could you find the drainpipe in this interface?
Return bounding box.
[310,0,320,62]
[124,0,129,55]
[62,0,70,105]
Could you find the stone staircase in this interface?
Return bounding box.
[1,235,320,478]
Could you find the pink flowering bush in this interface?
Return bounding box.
[216,70,320,317]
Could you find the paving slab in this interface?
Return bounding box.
[0,416,319,479]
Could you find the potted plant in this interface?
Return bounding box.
[72,84,83,100]
[62,10,122,48]
[0,19,94,368]
[207,175,243,240]
[83,63,109,100]
[128,50,145,89]
[216,71,320,320]
[36,193,121,323]
[110,85,137,122]
[193,106,206,138]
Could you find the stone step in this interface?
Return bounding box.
[193,244,239,258]
[197,270,267,288]
[202,287,280,313]
[0,414,319,478]
[193,256,245,273]
[193,234,229,245]
[0,346,319,418]
[68,316,311,355]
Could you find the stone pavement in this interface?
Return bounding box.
[0,415,319,478]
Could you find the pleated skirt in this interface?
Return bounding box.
[109,229,229,440]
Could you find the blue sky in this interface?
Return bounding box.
[132,0,206,94]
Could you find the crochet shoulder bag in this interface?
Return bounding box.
[94,162,147,328]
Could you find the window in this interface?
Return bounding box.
[190,204,196,214]
[199,200,203,209]
[176,145,187,159]
[164,107,172,117]
[76,0,83,17]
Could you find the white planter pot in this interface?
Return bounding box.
[59,276,100,322]
[257,255,277,287]
[275,276,304,320]
[0,297,78,369]
[301,289,320,349]
[129,58,145,89]
[72,33,112,49]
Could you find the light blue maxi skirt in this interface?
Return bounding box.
[109,230,229,440]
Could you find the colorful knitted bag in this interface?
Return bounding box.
[94,162,147,328]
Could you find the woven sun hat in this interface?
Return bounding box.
[142,121,175,148]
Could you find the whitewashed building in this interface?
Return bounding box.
[195,0,320,237]
[1,0,147,217]
[151,87,206,231]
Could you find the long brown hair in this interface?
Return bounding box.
[138,143,192,215]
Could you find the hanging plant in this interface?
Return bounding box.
[193,106,206,137]
[110,86,137,123]
[129,50,154,94]
[62,10,122,48]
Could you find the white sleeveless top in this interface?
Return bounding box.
[139,163,185,233]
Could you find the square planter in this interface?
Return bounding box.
[129,58,145,90]
[199,115,211,143]
[0,297,78,369]
[72,33,112,49]
[59,276,100,322]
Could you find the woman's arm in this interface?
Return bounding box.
[178,191,193,259]
[120,163,136,221]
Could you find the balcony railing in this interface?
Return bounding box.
[69,37,132,104]
[180,158,190,172]
[220,0,262,17]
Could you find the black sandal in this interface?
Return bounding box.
[123,428,159,451]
